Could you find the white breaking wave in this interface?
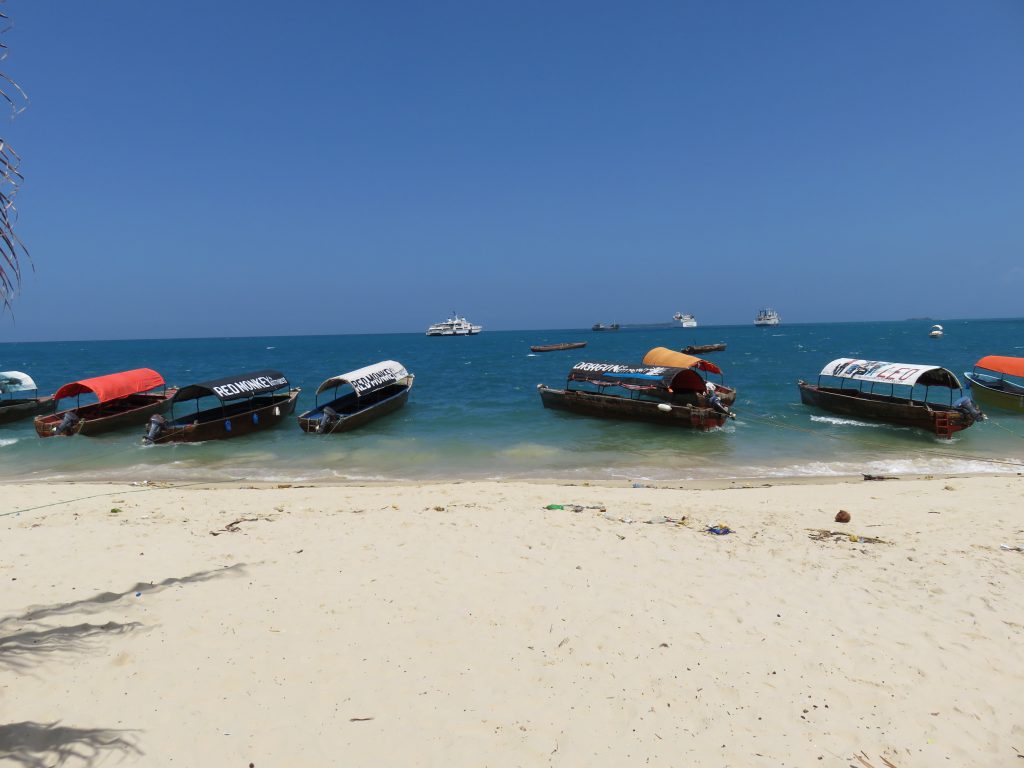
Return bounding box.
[810,415,888,429]
[0,438,17,448]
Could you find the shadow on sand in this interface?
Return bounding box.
[1,564,249,766]
[0,721,141,768]
[12,563,249,624]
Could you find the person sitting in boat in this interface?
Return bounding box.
[703,382,735,419]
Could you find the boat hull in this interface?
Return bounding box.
[0,396,55,425]
[298,383,412,434]
[530,342,587,353]
[797,382,974,437]
[34,391,178,437]
[681,343,726,354]
[538,385,728,430]
[964,372,1024,413]
[149,389,300,443]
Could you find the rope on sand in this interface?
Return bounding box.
[0,478,238,518]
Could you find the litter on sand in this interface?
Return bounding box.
[545,503,606,513]
[862,474,897,481]
[1000,544,1023,552]
[706,525,732,535]
[807,528,888,545]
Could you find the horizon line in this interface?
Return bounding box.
[1,315,1022,346]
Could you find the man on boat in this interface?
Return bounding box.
[702,383,735,419]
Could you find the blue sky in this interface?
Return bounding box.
[2,0,1022,341]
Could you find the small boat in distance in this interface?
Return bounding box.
[144,370,299,443]
[537,360,732,430]
[673,312,698,328]
[798,358,984,438]
[298,361,414,434]
[755,308,780,326]
[964,355,1024,413]
[681,343,726,355]
[530,342,587,353]
[0,371,54,425]
[591,322,620,332]
[35,368,176,437]
[929,324,944,338]
[426,313,482,336]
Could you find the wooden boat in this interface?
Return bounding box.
[144,370,299,443]
[964,355,1024,413]
[681,343,726,354]
[537,360,734,430]
[298,361,414,434]
[530,342,587,353]
[591,323,620,332]
[798,358,984,438]
[642,347,737,406]
[0,371,55,425]
[34,368,176,437]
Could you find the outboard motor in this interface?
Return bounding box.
[953,396,985,423]
[316,406,339,434]
[704,383,736,419]
[54,411,82,436]
[144,414,167,443]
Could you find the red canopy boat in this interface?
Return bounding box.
[35,368,177,437]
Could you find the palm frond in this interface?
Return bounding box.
[0,0,29,313]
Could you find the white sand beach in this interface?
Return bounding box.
[1,475,1022,767]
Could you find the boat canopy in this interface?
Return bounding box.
[174,370,289,402]
[54,368,165,403]
[568,361,707,393]
[974,355,1024,378]
[0,370,37,394]
[643,347,722,375]
[315,360,409,396]
[820,358,961,389]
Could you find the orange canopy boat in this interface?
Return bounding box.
[35,368,177,437]
[964,355,1024,413]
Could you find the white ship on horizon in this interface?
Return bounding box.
[754,308,780,327]
[425,313,483,336]
[673,312,698,328]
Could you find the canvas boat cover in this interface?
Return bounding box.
[820,358,961,389]
[0,370,37,394]
[975,355,1024,378]
[568,361,706,392]
[643,347,722,375]
[316,360,410,396]
[54,368,165,403]
[174,370,289,402]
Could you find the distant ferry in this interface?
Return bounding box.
[673,312,698,328]
[755,308,780,327]
[425,313,482,336]
[591,322,620,332]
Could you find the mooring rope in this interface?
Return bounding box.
[0,477,242,518]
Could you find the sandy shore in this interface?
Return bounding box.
[1,476,1022,767]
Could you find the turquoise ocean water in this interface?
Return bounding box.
[1,318,1022,483]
